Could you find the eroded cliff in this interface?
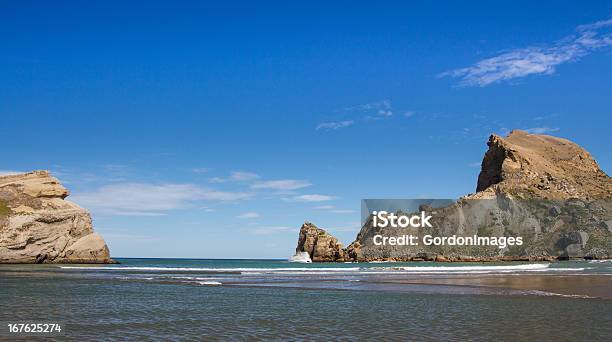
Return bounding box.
[295,222,346,262]
[0,171,113,263]
[474,130,611,199]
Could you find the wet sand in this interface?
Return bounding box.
[361,274,612,298]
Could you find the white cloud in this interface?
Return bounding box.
[439,19,612,86]
[318,100,404,131]
[403,111,415,117]
[230,171,259,181]
[208,171,259,183]
[289,194,335,202]
[238,212,260,219]
[329,209,357,214]
[199,189,253,201]
[343,100,391,112]
[312,205,355,213]
[72,183,252,216]
[251,179,311,191]
[316,120,354,130]
[523,127,560,134]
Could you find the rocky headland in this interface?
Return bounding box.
[0,171,113,263]
[294,130,612,262]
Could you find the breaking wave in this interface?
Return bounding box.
[374,263,551,272]
[197,281,222,286]
[58,263,580,275]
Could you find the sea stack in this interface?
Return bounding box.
[0,171,113,263]
[295,222,346,262]
[295,130,612,262]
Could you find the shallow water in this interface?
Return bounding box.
[1,259,610,340]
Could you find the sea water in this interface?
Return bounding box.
[0,259,610,340]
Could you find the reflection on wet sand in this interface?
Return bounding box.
[360,274,612,298]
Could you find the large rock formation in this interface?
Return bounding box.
[295,130,612,262]
[474,130,610,200]
[295,222,345,262]
[0,171,113,263]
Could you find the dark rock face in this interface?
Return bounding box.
[295,130,612,262]
[476,137,507,192]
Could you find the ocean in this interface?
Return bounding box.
[1,259,610,340]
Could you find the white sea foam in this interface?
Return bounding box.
[372,263,551,272]
[59,263,593,275]
[288,252,312,263]
[197,281,222,286]
[168,276,223,281]
[60,266,361,272]
[527,290,596,299]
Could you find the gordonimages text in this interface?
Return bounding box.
[371,211,523,249]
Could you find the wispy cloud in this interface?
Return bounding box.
[200,206,216,212]
[329,209,356,214]
[312,205,355,214]
[316,120,354,130]
[230,171,259,181]
[237,212,260,219]
[72,183,252,216]
[439,18,612,86]
[532,113,560,121]
[342,100,391,112]
[316,100,406,131]
[377,109,393,117]
[288,194,335,202]
[523,127,560,134]
[251,179,311,190]
[208,171,259,183]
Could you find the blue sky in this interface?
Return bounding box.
[1,1,611,258]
